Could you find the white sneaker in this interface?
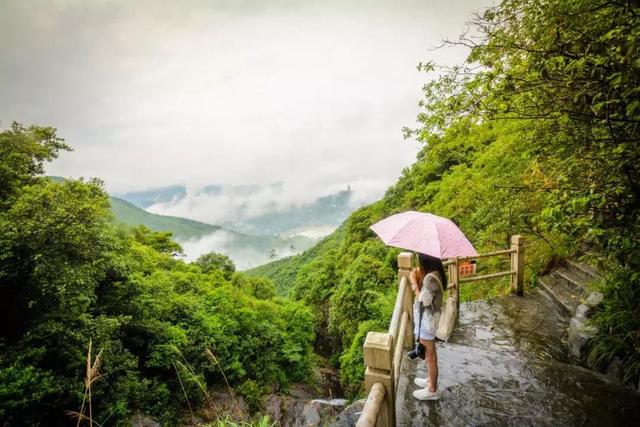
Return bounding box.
[414,377,431,388]
[413,387,440,401]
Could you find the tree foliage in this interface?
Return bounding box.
[419,0,640,383]
[0,122,70,204]
[258,0,640,393]
[195,252,236,279]
[0,125,315,425]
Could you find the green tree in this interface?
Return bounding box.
[194,251,236,279]
[132,224,184,256]
[0,122,69,204]
[408,0,640,383]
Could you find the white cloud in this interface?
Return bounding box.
[1,0,492,197]
[179,228,300,270]
[145,178,382,225]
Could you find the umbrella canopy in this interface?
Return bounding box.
[370,211,477,259]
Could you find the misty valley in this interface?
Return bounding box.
[111,184,363,269]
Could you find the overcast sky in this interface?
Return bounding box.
[1,0,490,198]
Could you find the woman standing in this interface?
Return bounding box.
[409,253,446,401]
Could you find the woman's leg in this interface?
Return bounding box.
[420,338,438,392]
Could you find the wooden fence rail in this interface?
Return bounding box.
[357,235,525,427]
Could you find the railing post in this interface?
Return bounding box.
[397,252,414,349]
[363,332,395,427]
[510,235,525,296]
[397,252,412,280]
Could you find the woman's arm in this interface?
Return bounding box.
[409,269,420,297]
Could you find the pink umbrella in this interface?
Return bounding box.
[370,211,477,259]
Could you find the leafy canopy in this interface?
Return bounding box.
[0,124,315,424]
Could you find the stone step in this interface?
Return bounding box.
[550,266,589,297]
[538,275,581,315]
[565,259,603,283]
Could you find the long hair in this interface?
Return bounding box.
[417,253,447,290]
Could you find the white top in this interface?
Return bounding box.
[418,272,443,312]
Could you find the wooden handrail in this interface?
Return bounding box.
[356,382,386,427]
[459,270,515,283]
[454,248,515,262]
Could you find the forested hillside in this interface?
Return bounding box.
[251,0,640,396]
[110,196,222,240]
[0,123,315,425]
[110,196,314,270]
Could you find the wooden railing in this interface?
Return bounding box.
[356,235,525,427]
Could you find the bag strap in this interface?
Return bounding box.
[417,301,424,343]
[425,272,443,293]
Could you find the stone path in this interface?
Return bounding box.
[396,288,640,426]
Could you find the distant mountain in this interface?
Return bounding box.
[116,185,186,209]
[47,177,315,268]
[110,197,221,240]
[230,189,354,235]
[109,196,314,269]
[116,184,359,237]
[115,184,277,209]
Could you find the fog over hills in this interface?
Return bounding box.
[111,182,369,269]
[110,196,315,269]
[54,176,363,268]
[116,182,368,237]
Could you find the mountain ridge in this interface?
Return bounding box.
[110,196,222,240]
[116,184,359,236]
[109,195,314,270]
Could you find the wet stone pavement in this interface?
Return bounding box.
[397,288,640,426]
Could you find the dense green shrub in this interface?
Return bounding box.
[195,252,236,279]
[0,124,315,424]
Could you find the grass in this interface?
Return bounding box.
[205,415,276,427]
[67,340,103,426]
[586,266,640,385]
[68,342,269,426]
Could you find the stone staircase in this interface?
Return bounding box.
[538,258,606,362]
[537,259,602,315]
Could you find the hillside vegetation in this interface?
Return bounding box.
[1,0,639,423]
[110,196,314,270]
[111,196,222,240]
[0,124,315,425]
[251,0,640,396]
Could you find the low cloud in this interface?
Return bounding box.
[146,179,385,226]
[179,229,301,270]
[1,0,491,201]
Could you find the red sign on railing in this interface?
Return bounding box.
[459,260,477,277]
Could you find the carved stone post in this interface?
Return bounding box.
[397,252,414,349]
[510,235,525,296]
[363,332,395,427]
[397,252,412,280]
